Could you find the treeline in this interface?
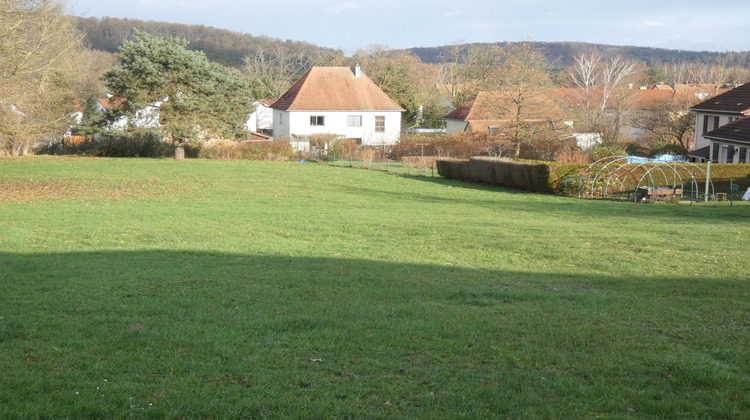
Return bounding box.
[76,16,340,68]
[408,41,750,68]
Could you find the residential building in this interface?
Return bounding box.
[689,83,750,163]
[271,65,404,151]
[245,99,275,136]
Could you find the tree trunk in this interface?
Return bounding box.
[174,145,185,160]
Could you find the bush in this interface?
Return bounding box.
[439,157,555,193]
[93,131,175,157]
[555,149,589,164]
[587,145,627,161]
[436,159,470,181]
[402,156,439,170]
[198,139,295,161]
[392,133,511,160]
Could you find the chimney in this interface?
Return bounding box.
[353,63,361,78]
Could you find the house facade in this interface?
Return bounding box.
[245,99,275,136]
[271,65,403,150]
[689,83,750,163]
[98,96,164,131]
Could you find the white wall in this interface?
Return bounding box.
[245,102,273,132]
[273,110,401,145]
[693,111,738,150]
[446,119,469,134]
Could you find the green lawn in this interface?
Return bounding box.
[1,156,749,419]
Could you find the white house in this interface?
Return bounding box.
[271,65,403,150]
[689,83,750,163]
[245,99,275,135]
[98,95,165,131]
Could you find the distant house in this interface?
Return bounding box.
[689,83,750,163]
[444,90,569,135]
[271,65,404,150]
[246,99,275,136]
[97,95,165,131]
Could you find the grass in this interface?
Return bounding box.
[0,156,749,419]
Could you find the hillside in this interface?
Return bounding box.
[408,41,750,67]
[76,16,341,68]
[75,17,750,72]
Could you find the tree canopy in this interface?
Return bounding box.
[0,0,85,155]
[104,29,254,152]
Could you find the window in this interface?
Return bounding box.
[375,116,385,133]
[711,143,720,163]
[703,115,709,134]
[714,115,720,130]
[488,126,504,135]
[740,147,747,164]
[726,146,735,163]
[310,116,324,126]
[347,115,362,127]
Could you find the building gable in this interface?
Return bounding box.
[271,66,404,112]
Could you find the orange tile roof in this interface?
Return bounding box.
[98,97,126,111]
[258,98,276,106]
[271,67,404,112]
[445,90,567,122]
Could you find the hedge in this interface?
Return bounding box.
[436,157,750,196]
[437,157,557,193]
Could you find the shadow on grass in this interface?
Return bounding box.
[1,250,748,418]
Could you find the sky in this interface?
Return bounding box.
[67,0,750,55]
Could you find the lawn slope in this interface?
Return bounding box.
[1,157,748,418]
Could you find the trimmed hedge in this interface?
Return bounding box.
[437,157,556,193]
[435,158,470,181]
[438,157,750,196]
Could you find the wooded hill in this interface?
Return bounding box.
[408,42,750,68]
[75,16,341,68]
[76,16,750,69]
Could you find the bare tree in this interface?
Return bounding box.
[567,53,638,144]
[0,0,85,155]
[632,92,698,149]
[492,43,562,158]
[242,44,316,100]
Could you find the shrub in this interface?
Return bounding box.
[402,156,439,170]
[198,139,295,161]
[436,158,469,180]
[93,130,176,158]
[392,133,511,160]
[358,148,376,169]
[587,145,627,161]
[327,138,359,160]
[555,149,589,164]
[438,157,555,193]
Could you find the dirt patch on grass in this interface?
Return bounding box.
[0,179,186,203]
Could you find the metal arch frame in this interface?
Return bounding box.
[579,156,716,201]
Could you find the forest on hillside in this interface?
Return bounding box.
[76,16,750,70]
[76,16,341,68]
[408,42,750,68]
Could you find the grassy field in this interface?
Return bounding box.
[1,156,749,419]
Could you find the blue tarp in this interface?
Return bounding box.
[626,155,687,163]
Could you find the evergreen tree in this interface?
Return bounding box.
[104,29,254,159]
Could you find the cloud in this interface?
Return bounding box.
[640,20,665,27]
[328,2,359,14]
